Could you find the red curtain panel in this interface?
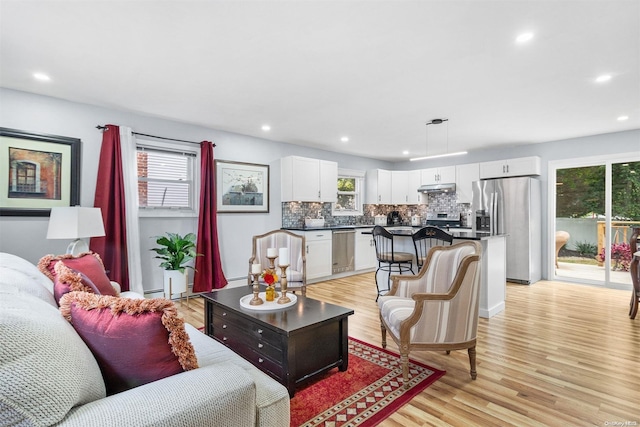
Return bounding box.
[91,125,130,290]
[193,141,228,292]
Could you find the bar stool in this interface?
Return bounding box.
[372,225,414,300]
[412,226,453,272]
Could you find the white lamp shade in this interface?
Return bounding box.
[47,207,106,239]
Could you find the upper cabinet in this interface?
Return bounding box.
[421,166,456,185]
[365,169,392,204]
[281,156,338,202]
[479,156,541,179]
[455,163,479,204]
[408,170,423,204]
[391,171,409,204]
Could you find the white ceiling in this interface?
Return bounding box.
[1,1,638,162]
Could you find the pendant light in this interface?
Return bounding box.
[409,118,468,161]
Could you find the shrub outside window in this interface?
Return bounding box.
[333,170,364,216]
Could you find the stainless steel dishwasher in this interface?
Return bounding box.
[332,229,355,274]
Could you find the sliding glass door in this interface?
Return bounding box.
[551,155,639,289]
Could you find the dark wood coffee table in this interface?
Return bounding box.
[201,286,354,397]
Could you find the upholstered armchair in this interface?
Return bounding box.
[378,241,482,388]
[248,229,307,296]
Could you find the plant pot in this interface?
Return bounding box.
[163,269,187,298]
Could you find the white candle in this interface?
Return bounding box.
[279,248,289,264]
[267,248,277,257]
[251,263,261,274]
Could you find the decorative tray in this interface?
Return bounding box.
[239,292,297,311]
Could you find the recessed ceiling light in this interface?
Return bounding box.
[340,136,349,143]
[595,74,612,83]
[617,115,629,121]
[33,72,50,81]
[402,150,409,155]
[261,124,271,131]
[515,32,534,43]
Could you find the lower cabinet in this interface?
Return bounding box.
[303,230,332,280]
[355,228,377,270]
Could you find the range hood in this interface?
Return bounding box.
[418,183,456,193]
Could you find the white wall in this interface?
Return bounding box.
[0,88,389,290]
[1,88,638,286]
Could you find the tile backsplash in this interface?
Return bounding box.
[282,192,472,228]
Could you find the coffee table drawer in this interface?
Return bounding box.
[212,315,284,362]
[212,307,281,341]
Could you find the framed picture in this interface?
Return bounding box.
[0,127,81,217]
[216,160,269,213]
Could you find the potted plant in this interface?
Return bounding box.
[151,232,199,298]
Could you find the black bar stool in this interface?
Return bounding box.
[372,225,414,300]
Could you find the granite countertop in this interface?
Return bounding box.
[282,225,505,240]
[356,226,504,241]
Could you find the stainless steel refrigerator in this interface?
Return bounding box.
[472,176,541,284]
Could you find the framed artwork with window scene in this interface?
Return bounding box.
[215,160,269,213]
[0,127,81,216]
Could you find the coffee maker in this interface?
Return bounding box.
[387,211,402,225]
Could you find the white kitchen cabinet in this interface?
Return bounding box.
[408,170,423,204]
[455,163,479,204]
[303,230,332,280]
[421,166,456,185]
[365,169,392,204]
[391,171,409,204]
[355,228,377,270]
[281,156,338,202]
[479,156,541,179]
[390,170,423,205]
[319,160,338,202]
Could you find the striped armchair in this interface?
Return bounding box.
[248,229,307,296]
[378,241,482,388]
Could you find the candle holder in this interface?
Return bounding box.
[249,273,263,305]
[266,255,277,270]
[277,263,291,304]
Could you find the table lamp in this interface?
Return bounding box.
[46,207,105,255]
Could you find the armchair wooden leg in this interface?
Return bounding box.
[380,321,387,349]
[468,346,477,380]
[400,352,410,389]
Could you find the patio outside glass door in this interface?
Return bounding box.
[553,158,639,289]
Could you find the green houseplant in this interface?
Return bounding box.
[151,232,199,298]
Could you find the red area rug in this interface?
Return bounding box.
[290,337,445,427]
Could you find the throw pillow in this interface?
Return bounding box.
[52,262,101,304]
[59,292,199,395]
[38,252,117,296]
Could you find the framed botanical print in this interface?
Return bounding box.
[0,127,81,216]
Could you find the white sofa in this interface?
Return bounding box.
[0,252,290,427]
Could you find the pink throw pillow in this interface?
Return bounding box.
[59,292,199,395]
[39,252,117,296]
[52,262,100,304]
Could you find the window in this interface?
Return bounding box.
[136,146,197,211]
[332,169,364,216]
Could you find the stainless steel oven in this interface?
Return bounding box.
[332,229,355,274]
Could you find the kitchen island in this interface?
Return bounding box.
[362,226,507,318]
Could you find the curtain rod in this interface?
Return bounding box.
[96,125,215,146]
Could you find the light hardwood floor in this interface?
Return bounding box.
[176,273,640,426]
